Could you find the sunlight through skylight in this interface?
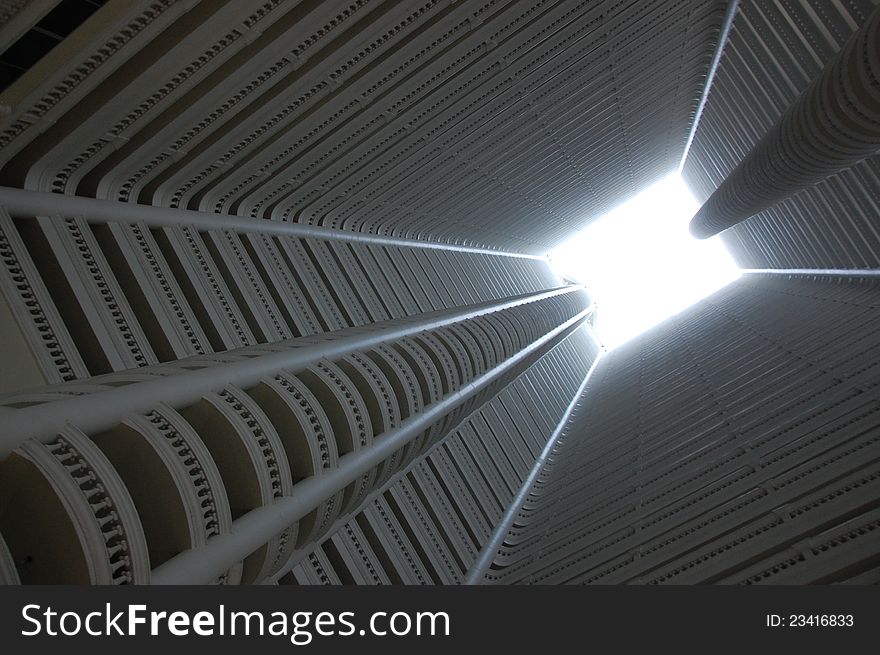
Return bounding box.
[548,174,741,350]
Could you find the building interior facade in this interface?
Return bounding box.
[0,0,877,585]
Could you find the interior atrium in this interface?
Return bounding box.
[0,0,878,585]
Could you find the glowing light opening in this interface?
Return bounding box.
[548,174,741,350]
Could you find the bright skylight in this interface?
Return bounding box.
[548,174,741,350]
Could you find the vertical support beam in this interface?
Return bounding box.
[689,5,880,238]
[678,0,740,172]
[742,268,880,278]
[0,286,584,458]
[464,347,603,585]
[0,186,539,259]
[149,310,593,584]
